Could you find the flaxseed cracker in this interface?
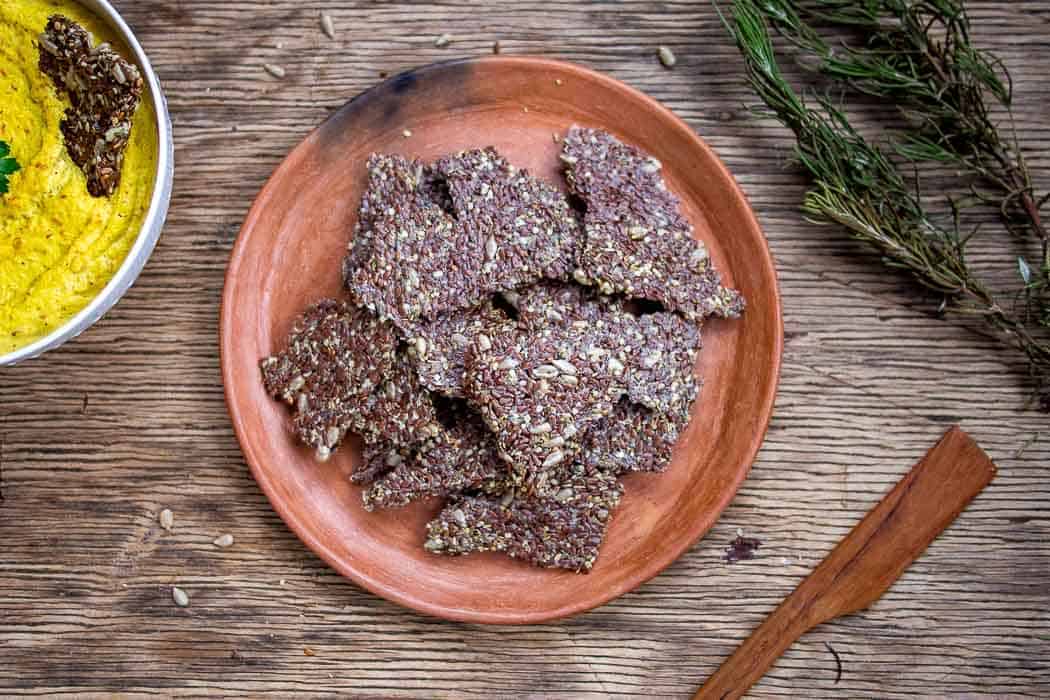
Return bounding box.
[434,148,581,287]
[352,440,413,485]
[625,311,702,413]
[353,354,443,447]
[343,155,484,330]
[39,15,144,198]
[581,398,692,475]
[260,299,398,461]
[424,462,623,571]
[561,126,744,321]
[463,318,634,485]
[363,415,509,510]
[403,301,513,398]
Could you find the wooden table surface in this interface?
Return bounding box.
[3,1,1049,697]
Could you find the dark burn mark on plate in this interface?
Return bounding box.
[316,59,477,155]
[391,71,417,94]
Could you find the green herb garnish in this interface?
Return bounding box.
[0,140,20,195]
[722,0,1050,408]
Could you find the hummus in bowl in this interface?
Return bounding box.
[0,0,172,364]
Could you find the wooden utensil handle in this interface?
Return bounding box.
[694,427,996,700]
[694,601,817,699]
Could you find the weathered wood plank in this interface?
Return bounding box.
[2,1,1049,697]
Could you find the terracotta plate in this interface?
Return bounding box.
[221,57,782,624]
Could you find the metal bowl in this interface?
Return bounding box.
[0,0,174,366]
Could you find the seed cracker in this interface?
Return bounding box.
[625,312,702,413]
[39,15,144,198]
[403,301,513,398]
[463,319,633,486]
[561,126,744,321]
[511,280,618,328]
[353,354,443,447]
[581,399,692,475]
[343,154,483,330]
[434,147,581,286]
[352,441,413,486]
[424,462,623,571]
[363,416,509,510]
[260,299,398,460]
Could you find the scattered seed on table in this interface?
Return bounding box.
[264,63,286,79]
[320,12,336,39]
[304,647,317,656]
[493,40,501,54]
[159,508,173,531]
[555,79,563,86]
[434,33,452,48]
[213,533,234,548]
[657,46,676,68]
[402,129,412,138]
[172,586,189,607]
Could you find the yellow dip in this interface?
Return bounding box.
[0,0,157,354]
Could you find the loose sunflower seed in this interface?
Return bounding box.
[434,33,452,48]
[572,268,591,286]
[608,357,625,374]
[264,63,286,79]
[499,357,519,370]
[555,488,575,502]
[558,374,579,387]
[451,508,467,527]
[159,508,174,531]
[658,46,677,68]
[316,445,332,462]
[415,336,428,356]
[528,421,552,435]
[320,12,336,39]
[172,586,189,607]
[476,334,492,351]
[213,533,234,548]
[485,235,498,261]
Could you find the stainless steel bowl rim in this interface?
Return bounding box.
[0,0,174,366]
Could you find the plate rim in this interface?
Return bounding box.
[220,55,784,624]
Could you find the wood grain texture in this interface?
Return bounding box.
[1,1,1049,697]
[696,428,998,699]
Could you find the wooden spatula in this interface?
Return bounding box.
[694,426,997,700]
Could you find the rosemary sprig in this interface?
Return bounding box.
[721,0,1050,404]
[762,0,1050,281]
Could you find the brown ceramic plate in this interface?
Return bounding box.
[221,57,782,624]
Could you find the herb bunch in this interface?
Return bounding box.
[722,0,1050,406]
[0,140,19,195]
